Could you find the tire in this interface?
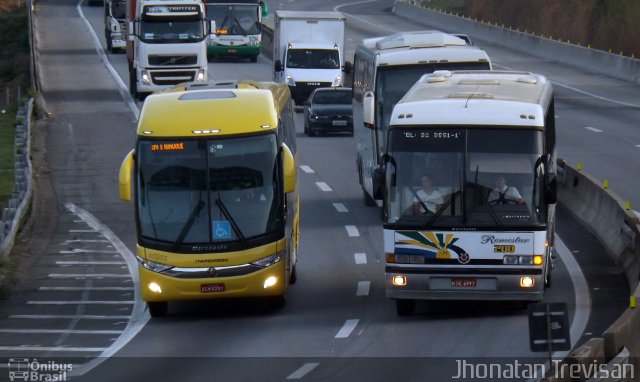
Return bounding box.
[148,301,168,317]
[128,66,138,99]
[106,35,112,52]
[304,122,308,135]
[249,55,258,63]
[363,189,376,207]
[396,299,415,317]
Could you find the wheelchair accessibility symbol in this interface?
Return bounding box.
[213,220,232,239]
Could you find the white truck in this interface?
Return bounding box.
[104,0,127,53]
[273,10,351,105]
[126,0,210,100]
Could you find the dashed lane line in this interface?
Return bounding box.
[335,319,359,338]
[287,363,320,380]
[333,203,348,213]
[345,225,360,237]
[356,281,370,296]
[354,253,367,265]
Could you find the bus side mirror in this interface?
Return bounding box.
[282,143,296,193]
[343,61,352,74]
[260,1,268,18]
[363,91,374,129]
[275,60,283,72]
[119,149,135,201]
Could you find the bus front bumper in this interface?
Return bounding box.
[385,267,544,301]
[207,44,260,57]
[140,260,286,302]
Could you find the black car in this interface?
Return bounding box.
[303,87,353,136]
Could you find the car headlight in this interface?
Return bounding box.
[331,76,342,87]
[285,75,296,86]
[137,256,173,273]
[251,252,283,268]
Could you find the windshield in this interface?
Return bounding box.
[136,134,282,248]
[207,5,260,35]
[140,17,205,43]
[385,128,546,228]
[375,62,490,155]
[287,49,340,69]
[312,90,351,105]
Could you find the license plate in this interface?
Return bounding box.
[451,278,476,288]
[227,49,236,53]
[201,283,225,293]
[332,120,347,126]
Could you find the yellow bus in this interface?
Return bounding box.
[119,80,299,317]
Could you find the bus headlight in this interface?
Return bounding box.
[247,37,259,46]
[148,282,162,294]
[520,276,535,288]
[137,256,173,273]
[251,252,283,268]
[503,255,543,265]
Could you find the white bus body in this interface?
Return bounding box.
[381,71,557,316]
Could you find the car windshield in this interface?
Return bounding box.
[136,134,283,248]
[312,90,351,105]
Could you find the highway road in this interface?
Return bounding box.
[0,0,636,381]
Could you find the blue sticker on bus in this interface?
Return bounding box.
[213,220,232,239]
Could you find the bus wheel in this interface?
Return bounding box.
[396,299,415,316]
[148,301,168,317]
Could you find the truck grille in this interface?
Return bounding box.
[148,55,198,66]
[150,70,196,85]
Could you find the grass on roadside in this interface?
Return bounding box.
[0,108,16,211]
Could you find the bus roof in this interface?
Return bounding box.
[358,31,491,67]
[138,80,290,137]
[391,71,553,127]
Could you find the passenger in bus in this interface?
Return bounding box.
[411,175,444,215]
[488,175,525,205]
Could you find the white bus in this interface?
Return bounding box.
[353,31,492,207]
[381,71,557,316]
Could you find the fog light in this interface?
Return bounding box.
[520,276,534,288]
[148,282,162,294]
[392,275,407,286]
[263,276,277,289]
[196,69,206,81]
[533,255,543,265]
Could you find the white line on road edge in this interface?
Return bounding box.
[345,225,360,237]
[286,363,320,380]
[0,346,107,352]
[356,281,370,296]
[0,329,122,334]
[9,315,131,320]
[64,202,149,377]
[552,235,591,359]
[335,319,359,338]
[299,165,315,173]
[68,229,97,233]
[354,252,367,265]
[333,203,348,213]
[584,126,603,133]
[316,182,333,192]
[27,301,135,305]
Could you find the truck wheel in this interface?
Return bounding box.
[396,299,415,316]
[148,301,168,317]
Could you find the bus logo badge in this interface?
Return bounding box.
[207,268,217,277]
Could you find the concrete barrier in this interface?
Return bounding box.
[392,1,640,85]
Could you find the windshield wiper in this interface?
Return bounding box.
[232,16,247,36]
[173,199,204,251]
[425,190,461,226]
[471,165,503,229]
[215,198,248,248]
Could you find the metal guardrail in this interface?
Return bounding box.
[0,98,33,263]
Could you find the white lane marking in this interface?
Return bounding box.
[59,248,119,254]
[345,225,360,237]
[335,319,359,338]
[636,145,640,148]
[9,315,131,320]
[299,165,315,173]
[316,182,333,192]
[0,329,122,334]
[584,126,603,133]
[286,363,320,380]
[48,274,130,278]
[552,235,591,359]
[27,301,135,305]
[60,239,109,243]
[76,0,139,119]
[69,229,97,233]
[56,261,125,265]
[333,203,348,213]
[39,287,134,291]
[64,202,149,376]
[354,252,367,265]
[0,346,107,352]
[356,281,370,296]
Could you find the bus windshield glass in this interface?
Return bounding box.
[286,49,340,69]
[207,5,261,35]
[140,17,205,43]
[136,134,282,247]
[385,127,546,228]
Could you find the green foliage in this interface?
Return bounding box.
[0,109,16,210]
[0,6,29,85]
